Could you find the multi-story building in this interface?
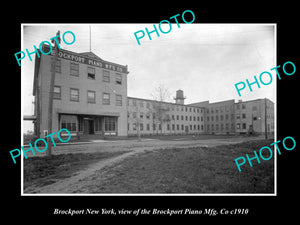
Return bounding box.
[190,98,274,135]
[31,45,274,138]
[127,91,206,136]
[33,45,129,138]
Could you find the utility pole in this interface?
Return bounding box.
[265,98,268,139]
[47,30,60,156]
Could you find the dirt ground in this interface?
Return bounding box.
[23,135,272,194]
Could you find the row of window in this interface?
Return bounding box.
[53,60,122,85]
[207,123,236,131]
[128,112,204,122]
[129,123,204,131]
[53,86,122,106]
[61,116,116,132]
[129,99,204,113]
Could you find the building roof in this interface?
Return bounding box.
[78,51,104,61]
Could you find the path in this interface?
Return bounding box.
[23,136,265,194]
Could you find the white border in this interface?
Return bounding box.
[21,23,277,197]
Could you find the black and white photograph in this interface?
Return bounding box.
[21,23,276,195]
[4,5,298,221]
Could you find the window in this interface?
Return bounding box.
[133,123,137,130]
[51,60,61,73]
[87,67,95,79]
[167,124,170,130]
[181,124,184,130]
[242,113,246,119]
[147,124,150,131]
[53,86,61,100]
[87,90,95,103]
[103,70,110,82]
[172,124,175,130]
[140,123,144,131]
[95,117,102,131]
[177,124,180,130]
[146,113,150,119]
[242,104,246,109]
[70,63,79,76]
[140,113,144,119]
[236,123,240,129]
[103,93,110,105]
[61,115,77,132]
[116,94,122,106]
[104,117,116,131]
[242,123,246,129]
[70,88,79,102]
[132,99,136,106]
[116,73,122,85]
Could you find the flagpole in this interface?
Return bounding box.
[89,25,91,52]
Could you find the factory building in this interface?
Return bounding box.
[33,45,129,138]
[31,45,274,138]
[190,98,274,135]
[127,90,206,136]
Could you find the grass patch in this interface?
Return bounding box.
[23,151,127,189]
[86,139,275,193]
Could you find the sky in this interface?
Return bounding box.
[22,23,276,132]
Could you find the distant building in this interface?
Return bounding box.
[31,45,274,138]
[190,98,274,135]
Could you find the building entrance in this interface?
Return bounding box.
[84,119,95,134]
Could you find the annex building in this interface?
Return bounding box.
[31,46,274,138]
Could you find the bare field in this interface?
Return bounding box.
[23,136,274,194]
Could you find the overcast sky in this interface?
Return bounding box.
[22,23,276,132]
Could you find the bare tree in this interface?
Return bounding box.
[150,85,172,135]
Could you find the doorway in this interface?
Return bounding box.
[84,119,95,134]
